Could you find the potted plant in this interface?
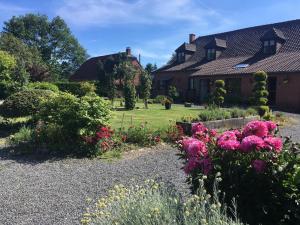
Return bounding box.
[164,98,172,110]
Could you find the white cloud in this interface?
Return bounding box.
[56,0,231,27]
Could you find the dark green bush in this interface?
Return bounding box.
[0,81,16,99]
[124,82,136,110]
[252,71,269,116]
[213,80,227,106]
[27,82,59,92]
[54,81,96,97]
[154,95,167,104]
[0,89,55,118]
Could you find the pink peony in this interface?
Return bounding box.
[191,122,208,135]
[209,129,217,137]
[184,158,200,174]
[218,140,240,151]
[182,138,208,158]
[217,131,238,143]
[193,132,210,143]
[264,137,283,153]
[252,159,267,173]
[199,158,213,175]
[240,135,265,153]
[265,121,277,133]
[242,121,269,138]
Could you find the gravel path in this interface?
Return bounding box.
[277,112,300,142]
[0,145,189,225]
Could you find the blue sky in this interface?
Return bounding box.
[0,0,300,67]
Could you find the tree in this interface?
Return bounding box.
[145,63,157,74]
[168,86,179,102]
[252,71,269,117]
[140,70,152,109]
[0,33,49,81]
[3,14,88,80]
[122,62,137,110]
[213,80,226,107]
[166,52,177,65]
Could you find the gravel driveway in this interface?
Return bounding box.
[0,145,188,225]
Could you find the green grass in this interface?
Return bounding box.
[111,103,201,130]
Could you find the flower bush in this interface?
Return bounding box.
[178,120,300,225]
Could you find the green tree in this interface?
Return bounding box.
[213,80,227,107]
[0,33,48,81]
[168,85,179,102]
[252,71,269,117]
[122,62,137,110]
[145,63,157,74]
[3,14,88,80]
[140,70,152,109]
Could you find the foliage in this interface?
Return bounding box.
[178,121,300,225]
[139,70,152,109]
[164,124,184,143]
[8,126,33,146]
[0,33,49,81]
[0,89,55,118]
[3,14,88,79]
[153,95,167,104]
[252,71,269,117]
[213,80,226,106]
[27,82,59,92]
[164,98,172,110]
[144,63,157,74]
[168,85,179,101]
[54,81,95,96]
[0,50,16,80]
[120,124,161,146]
[81,179,244,225]
[122,61,137,110]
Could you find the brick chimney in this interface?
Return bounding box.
[189,34,196,43]
[126,47,131,56]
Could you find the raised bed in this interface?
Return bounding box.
[176,115,260,135]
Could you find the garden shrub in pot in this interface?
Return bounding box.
[178,121,300,225]
[164,98,172,110]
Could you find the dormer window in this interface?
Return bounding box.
[263,40,276,54]
[207,48,216,60]
[177,52,185,62]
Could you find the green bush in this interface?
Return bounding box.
[229,107,247,118]
[154,95,167,104]
[27,82,59,92]
[0,89,55,118]
[0,81,17,99]
[252,71,269,116]
[81,180,244,225]
[198,108,231,121]
[8,126,33,146]
[213,80,227,106]
[124,82,136,110]
[54,81,96,97]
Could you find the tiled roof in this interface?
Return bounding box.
[157,19,300,76]
[175,43,196,52]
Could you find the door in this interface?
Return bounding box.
[268,77,277,106]
[199,79,210,103]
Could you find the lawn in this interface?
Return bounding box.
[111,103,202,130]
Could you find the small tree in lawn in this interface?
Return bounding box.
[140,70,152,109]
[168,85,179,102]
[122,62,137,110]
[252,71,269,117]
[213,80,226,107]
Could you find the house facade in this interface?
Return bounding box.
[153,19,300,112]
[70,47,142,87]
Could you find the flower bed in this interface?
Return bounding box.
[178,121,300,225]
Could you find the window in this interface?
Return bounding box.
[207,48,216,60]
[177,52,185,62]
[263,40,276,54]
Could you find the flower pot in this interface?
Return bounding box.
[165,102,172,110]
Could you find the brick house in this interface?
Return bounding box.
[153,19,300,112]
[70,47,142,87]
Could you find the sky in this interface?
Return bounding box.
[0,0,300,67]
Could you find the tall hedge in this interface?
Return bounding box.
[213,80,226,106]
[54,81,96,97]
[252,71,269,116]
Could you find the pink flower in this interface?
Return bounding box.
[264,137,283,153]
[193,132,210,143]
[184,158,200,174]
[199,158,213,175]
[218,140,240,151]
[242,121,268,138]
[182,138,208,158]
[265,121,277,133]
[191,122,208,135]
[182,138,195,151]
[252,160,267,173]
[217,131,238,143]
[240,135,265,153]
[209,129,217,137]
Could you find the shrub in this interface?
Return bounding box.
[213,80,226,106]
[0,89,55,118]
[139,70,152,109]
[198,108,231,121]
[0,80,18,99]
[229,107,247,118]
[54,81,95,97]
[252,71,269,117]
[81,180,244,225]
[8,126,33,146]
[154,95,167,104]
[164,124,184,142]
[124,82,136,110]
[168,85,179,101]
[178,121,300,225]
[27,82,59,92]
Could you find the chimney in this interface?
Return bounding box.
[138,54,141,64]
[126,47,131,56]
[189,33,196,44]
